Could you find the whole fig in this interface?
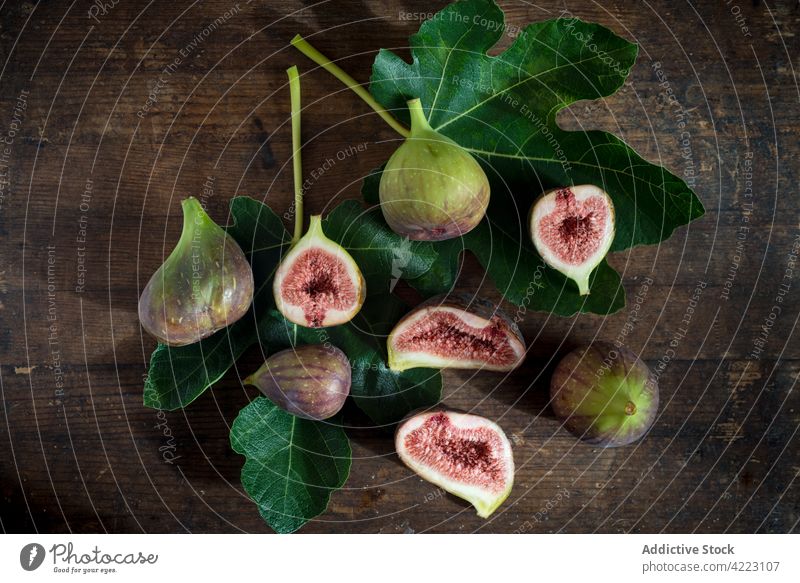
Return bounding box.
[138,197,254,346]
[379,98,490,241]
[387,293,526,372]
[245,344,351,421]
[550,342,658,447]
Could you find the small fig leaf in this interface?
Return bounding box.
[143,197,290,410]
[367,0,703,312]
[257,294,442,426]
[322,200,437,296]
[230,397,351,533]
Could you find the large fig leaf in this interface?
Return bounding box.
[230,397,351,533]
[367,0,703,313]
[143,197,290,410]
[256,294,442,426]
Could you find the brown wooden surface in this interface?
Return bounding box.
[1,0,798,533]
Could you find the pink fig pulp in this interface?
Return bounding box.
[396,409,515,518]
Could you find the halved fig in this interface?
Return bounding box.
[245,344,351,421]
[529,185,615,295]
[550,342,659,447]
[273,215,366,328]
[138,197,254,346]
[387,293,526,372]
[396,409,515,518]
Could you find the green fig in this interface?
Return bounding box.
[138,197,254,346]
[379,98,490,241]
[550,342,659,447]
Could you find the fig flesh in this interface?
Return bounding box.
[387,294,526,372]
[138,197,254,346]
[529,185,615,295]
[396,409,514,518]
[379,98,490,241]
[550,342,659,447]
[273,215,366,328]
[245,344,351,421]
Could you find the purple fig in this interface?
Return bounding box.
[387,293,526,372]
[379,98,490,241]
[529,185,615,295]
[244,344,351,421]
[138,197,254,346]
[396,409,515,518]
[550,342,659,447]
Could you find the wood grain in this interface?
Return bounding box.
[1,0,798,533]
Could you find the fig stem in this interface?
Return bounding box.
[287,65,304,244]
[406,98,433,137]
[624,401,637,416]
[178,197,212,247]
[290,34,411,138]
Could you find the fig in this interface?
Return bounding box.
[529,185,615,295]
[550,342,659,447]
[387,293,526,372]
[395,409,514,518]
[244,344,351,421]
[273,216,366,328]
[138,197,254,346]
[273,65,366,328]
[379,98,490,241]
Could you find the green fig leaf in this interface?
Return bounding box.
[230,397,351,533]
[143,197,290,410]
[256,294,442,426]
[366,0,703,314]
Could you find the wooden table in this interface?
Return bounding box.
[1,0,798,533]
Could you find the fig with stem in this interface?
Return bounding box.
[138,197,254,346]
[273,66,366,328]
[291,36,490,241]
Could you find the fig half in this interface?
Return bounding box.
[138,197,254,346]
[273,66,366,328]
[379,98,490,241]
[273,216,366,328]
[387,294,526,372]
[550,342,659,447]
[529,185,615,295]
[245,344,351,421]
[396,410,515,518]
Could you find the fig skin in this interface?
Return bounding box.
[529,185,615,295]
[387,293,526,372]
[550,342,659,447]
[395,409,515,518]
[273,215,366,328]
[138,197,254,346]
[245,344,351,421]
[379,98,490,241]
